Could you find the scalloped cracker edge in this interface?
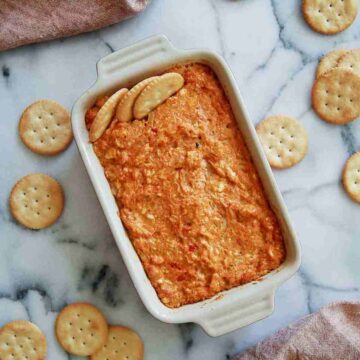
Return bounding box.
[89,88,128,142]
[133,72,184,119]
[116,76,159,122]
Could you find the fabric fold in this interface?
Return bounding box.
[0,0,150,51]
[234,302,360,360]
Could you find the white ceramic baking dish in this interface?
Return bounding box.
[72,34,301,337]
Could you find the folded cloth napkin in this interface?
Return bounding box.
[234,302,360,360]
[0,0,150,52]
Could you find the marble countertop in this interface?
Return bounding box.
[1,0,360,359]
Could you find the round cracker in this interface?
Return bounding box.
[10,173,64,229]
[19,100,72,156]
[89,88,128,142]
[312,68,360,124]
[338,48,360,76]
[342,151,360,203]
[91,326,144,360]
[0,320,47,360]
[133,72,184,119]
[116,76,159,122]
[302,0,358,35]
[256,116,308,169]
[316,49,349,78]
[55,303,108,356]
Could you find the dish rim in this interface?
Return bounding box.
[72,34,301,336]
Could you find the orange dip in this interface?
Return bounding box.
[86,63,286,308]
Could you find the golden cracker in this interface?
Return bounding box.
[91,326,144,360]
[10,173,64,229]
[302,0,358,35]
[0,320,47,360]
[116,76,159,122]
[133,72,184,119]
[19,100,72,156]
[338,48,360,75]
[55,303,108,356]
[312,67,360,124]
[316,49,349,78]
[256,116,308,169]
[342,151,360,203]
[89,88,128,142]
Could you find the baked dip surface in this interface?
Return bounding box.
[86,63,286,308]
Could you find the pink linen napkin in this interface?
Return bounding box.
[0,0,150,51]
[234,301,360,360]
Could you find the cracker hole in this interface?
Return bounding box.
[23,192,26,195]
[124,342,127,345]
[52,136,56,140]
[268,146,272,150]
[277,155,281,158]
[35,199,38,203]
[36,212,40,215]
[57,123,60,127]
[350,99,353,102]
[290,135,294,138]
[24,204,28,208]
[45,126,48,130]
[329,3,333,7]
[289,149,293,152]
[46,194,50,198]
[281,126,285,130]
[34,187,37,190]
[33,129,37,133]
[72,336,75,340]
[82,342,86,346]
[40,140,44,143]
[38,116,42,120]
[48,207,51,210]
[80,328,83,332]
[112,336,116,340]
[326,19,329,23]
[50,112,54,116]
[270,132,274,135]
[337,107,341,111]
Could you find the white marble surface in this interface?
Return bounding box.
[1,0,360,359]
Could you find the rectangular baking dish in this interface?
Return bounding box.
[72,35,301,337]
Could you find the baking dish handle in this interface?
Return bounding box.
[197,289,275,337]
[96,35,180,79]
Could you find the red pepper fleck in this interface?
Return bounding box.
[170,262,181,270]
[189,244,198,252]
[151,128,158,133]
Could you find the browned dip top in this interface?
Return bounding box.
[86,63,286,308]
